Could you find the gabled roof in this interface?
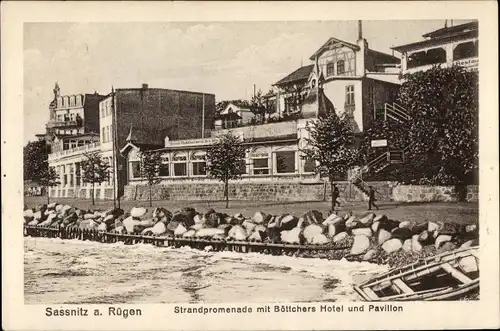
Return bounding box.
[422,21,478,39]
[274,65,314,86]
[309,37,360,60]
[120,141,163,156]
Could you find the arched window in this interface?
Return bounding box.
[172,152,187,177]
[159,154,170,177]
[191,151,207,176]
[251,147,270,175]
[453,41,478,61]
[407,47,446,68]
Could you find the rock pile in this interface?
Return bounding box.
[24,203,479,266]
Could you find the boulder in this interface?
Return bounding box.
[363,249,377,261]
[333,232,348,243]
[84,213,98,220]
[373,214,388,223]
[427,221,440,233]
[322,214,345,226]
[167,221,180,233]
[266,227,281,243]
[33,211,42,220]
[301,210,323,226]
[195,228,225,238]
[345,216,358,229]
[172,212,195,228]
[247,230,265,242]
[391,228,413,241]
[377,229,392,245]
[411,235,423,252]
[205,213,222,228]
[28,219,39,226]
[280,215,299,231]
[460,239,478,248]
[242,220,257,233]
[458,255,479,273]
[402,239,413,252]
[280,227,302,244]
[103,214,115,225]
[358,213,375,226]
[97,222,108,231]
[193,214,205,224]
[351,227,373,238]
[79,219,98,230]
[382,239,403,254]
[398,221,413,229]
[310,234,329,245]
[228,225,247,241]
[130,207,147,218]
[435,234,453,249]
[303,224,324,243]
[190,223,204,231]
[150,222,168,235]
[55,204,63,213]
[174,223,188,236]
[217,223,233,235]
[350,235,370,255]
[47,202,57,209]
[123,216,141,234]
[182,230,196,238]
[252,211,268,224]
[254,225,267,233]
[465,224,478,233]
[212,234,226,241]
[418,230,435,245]
[438,241,458,253]
[371,221,380,233]
[267,216,279,229]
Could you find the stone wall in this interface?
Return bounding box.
[123,181,397,203]
[392,184,479,202]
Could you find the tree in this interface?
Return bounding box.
[206,132,246,208]
[24,140,49,182]
[250,89,275,124]
[139,151,163,207]
[81,152,110,205]
[398,65,478,185]
[38,166,60,204]
[302,112,361,211]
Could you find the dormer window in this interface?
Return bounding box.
[337,60,345,75]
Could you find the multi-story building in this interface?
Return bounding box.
[392,20,479,75]
[271,21,402,133]
[36,83,105,153]
[47,84,216,200]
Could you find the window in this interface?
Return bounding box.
[63,141,70,150]
[453,41,478,61]
[75,163,81,186]
[62,165,67,186]
[346,85,355,105]
[70,140,77,149]
[407,47,446,68]
[326,62,335,76]
[69,164,74,186]
[78,140,85,147]
[159,156,170,177]
[130,161,141,179]
[107,126,112,142]
[337,60,345,75]
[100,105,105,118]
[107,157,113,185]
[276,151,296,174]
[303,155,316,173]
[173,153,187,177]
[251,148,270,175]
[191,152,207,176]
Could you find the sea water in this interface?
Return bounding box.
[24,237,387,304]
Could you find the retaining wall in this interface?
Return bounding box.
[392,185,478,202]
[123,181,397,202]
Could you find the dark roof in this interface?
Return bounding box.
[243,133,298,144]
[54,133,99,140]
[227,101,252,109]
[275,65,314,86]
[367,49,400,64]
[422,21,478,39]
[135,143,164,150]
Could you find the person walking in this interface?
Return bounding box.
[331,183,341,211]
[368,186,379,211]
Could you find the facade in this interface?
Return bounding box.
[39,83,105,153]
[392,20,479,75]
[47,84,216,200]
[214,102,255,129]
[271,21,401,133]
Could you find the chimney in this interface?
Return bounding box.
[358,20,363,40]
[142,83,148,89]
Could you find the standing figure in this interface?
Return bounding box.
[368,186,379,211]
[331,183,341,211]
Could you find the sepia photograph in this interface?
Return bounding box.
[2,1,498,330]
[22,18,480,304]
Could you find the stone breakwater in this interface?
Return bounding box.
[23,202,479,267]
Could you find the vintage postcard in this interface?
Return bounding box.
[2,1,499,330]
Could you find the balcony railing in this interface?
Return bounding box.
[47,120,80,128]
[48,142,100,160]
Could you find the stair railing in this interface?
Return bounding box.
[362,151,389,173]
[384,102,411,123]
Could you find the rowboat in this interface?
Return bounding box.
[354,246,479,301]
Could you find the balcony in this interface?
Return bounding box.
[47,119,80,128]
[48,142,100,161]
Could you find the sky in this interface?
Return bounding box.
[24,19,474,144]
